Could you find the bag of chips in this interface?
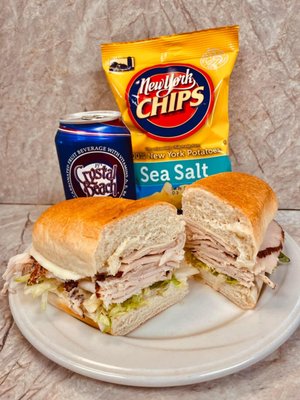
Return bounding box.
[102,26,239,207]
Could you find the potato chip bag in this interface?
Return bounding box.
[102,26,239,206]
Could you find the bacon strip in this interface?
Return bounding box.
[27,260,47,285]
[64,280,78,292]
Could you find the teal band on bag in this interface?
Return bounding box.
[134,155,232,198]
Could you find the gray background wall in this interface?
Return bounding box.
[1,0,299,208]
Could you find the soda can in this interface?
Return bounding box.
[55,111,136,200]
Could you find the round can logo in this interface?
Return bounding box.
[126,63,214,141]
[68,150,126,198]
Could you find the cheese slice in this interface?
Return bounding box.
[30,246,85,281]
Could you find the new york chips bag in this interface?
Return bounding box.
[102,26,239,207]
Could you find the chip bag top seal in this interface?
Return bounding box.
[102,26,239,207]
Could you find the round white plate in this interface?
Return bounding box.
[9,233,300,387]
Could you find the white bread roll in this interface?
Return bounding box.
[22,197,189,336]
[182,172,278,271]
[194,269,264,309]
[32,197,185,277]
[182,172,280,309]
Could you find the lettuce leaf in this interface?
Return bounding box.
[96,312,111,333]
[150,275,181,291]
[278,252,290,264]
[18,270,184,333]
[108,293,146,318]
[23,278,60,310]
[225,276,238,285]
[83,294,102,314]
[185,251,208,270]
[14,274,31,283]
[24,279,59,298]
[83,275,183,327]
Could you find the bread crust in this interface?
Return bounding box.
[185,172,278,249]
[193,269,264,309]
[32,197,177,277]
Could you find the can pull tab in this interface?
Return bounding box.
[59,111,121,124]
[81,114,107,121]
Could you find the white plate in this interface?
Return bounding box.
[9,233,300,387]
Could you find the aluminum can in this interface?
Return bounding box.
[55,111,136,200]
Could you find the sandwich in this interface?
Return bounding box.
[3,197,193,335]
[182,172,287,309]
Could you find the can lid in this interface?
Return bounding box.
[60,111,121,125]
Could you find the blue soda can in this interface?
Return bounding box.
[55,111,136,200]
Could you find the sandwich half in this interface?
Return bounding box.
[3,197,192,335]
[182,172,286,309]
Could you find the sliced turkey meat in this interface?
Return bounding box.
[1,252,33,293]
[97,264,172,307]
[76,232,185,307]
[185,218,238,256]
[2,230,186,318]
[254,252,282,276]
[95,233,185,307]
[185,219,284,289]
[258,220,284,257]
[121,233,185,267]
[193,252,255,288]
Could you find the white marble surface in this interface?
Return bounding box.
[0,0,299,207]
[0,205,299,399]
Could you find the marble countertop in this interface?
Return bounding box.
[0,205,299,399]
